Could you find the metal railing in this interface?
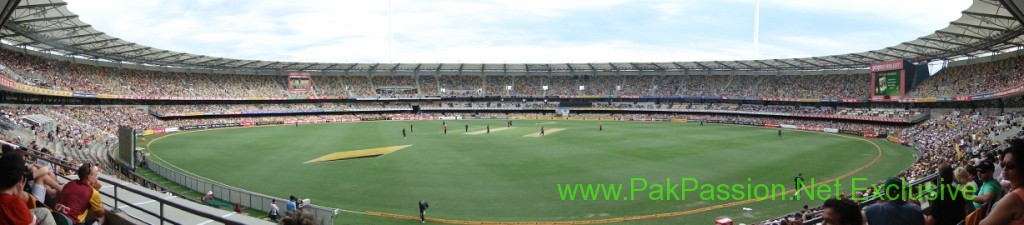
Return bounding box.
[96,175,250,225]
[801,172,939,225]
[798,142,939,225]
[142,156,339,224]
[21,149,255,225]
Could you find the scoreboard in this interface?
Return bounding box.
[874,70,901,96]
[117,126,135,170]
[288,71,312,92]
[870,60,909,100]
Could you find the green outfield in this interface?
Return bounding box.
[144,120,915,224]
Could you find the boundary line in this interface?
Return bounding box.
[146,121,900,224]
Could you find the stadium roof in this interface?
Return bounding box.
[1,0,1022,73]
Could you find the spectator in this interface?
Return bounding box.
[1,152,55,225]
[956,166,978,212]
[926,164,966,225]
[864,177,925,225]
[980,139,1024,225]
[821,198,862,225]
[972,160,1003,210]
[55,163,105,225]
[269,199,281,222]
[202,191,214,201]
[10,150,60,207]
[287,195,298,215]
[279,210,319,225]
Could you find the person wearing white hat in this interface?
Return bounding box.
[203,191,214,201]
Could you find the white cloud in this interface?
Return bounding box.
[63,0,973,64]
[760,0,969,29]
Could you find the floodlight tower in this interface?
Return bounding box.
[754,0,760,60]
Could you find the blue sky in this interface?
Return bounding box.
[65,0,970,64]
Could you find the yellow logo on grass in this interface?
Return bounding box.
[305,145,412,164]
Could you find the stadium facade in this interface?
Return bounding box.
[0,0,1022,224]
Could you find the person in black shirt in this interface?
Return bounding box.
[418,200,429,223]
[822,198,863,225]
[925,164,965,225]
[402,128,406,138]
[794,173,804,195]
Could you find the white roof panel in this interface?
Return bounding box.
[0,0,1021,74]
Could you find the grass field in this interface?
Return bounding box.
[144,120,915,224]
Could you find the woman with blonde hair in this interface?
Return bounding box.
[955,166,977,212]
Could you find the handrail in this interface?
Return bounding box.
[96,175,248,225]
[26,150,254,225]
[797,142,940,225]
[139,157,339,224]
[801,172,939,225]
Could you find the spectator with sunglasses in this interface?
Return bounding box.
[981,139,1024,225]
[972,160,1003,210]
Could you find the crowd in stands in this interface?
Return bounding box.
[2,106,107,152]
[755,109,1024,225]
[150,102,411,116]
[4,48,1022,100]
[435,75,483,96]
[5,46,1024,224]
[597,102,924,120]
[423,101,559,109]
[1,101,1023,224]
[687,114,905,134]
[910,55,1024,97]
[897,111,992,181]
[369,75,417,97]
[720,74,870,99]
[517,76,549,96]
[1,103,932,152]
[145,102,926,124]
[0,121,109,225]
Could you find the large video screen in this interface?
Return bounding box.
[117,126,135,169]
[873,70,901,96]
[288,71,313,92]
